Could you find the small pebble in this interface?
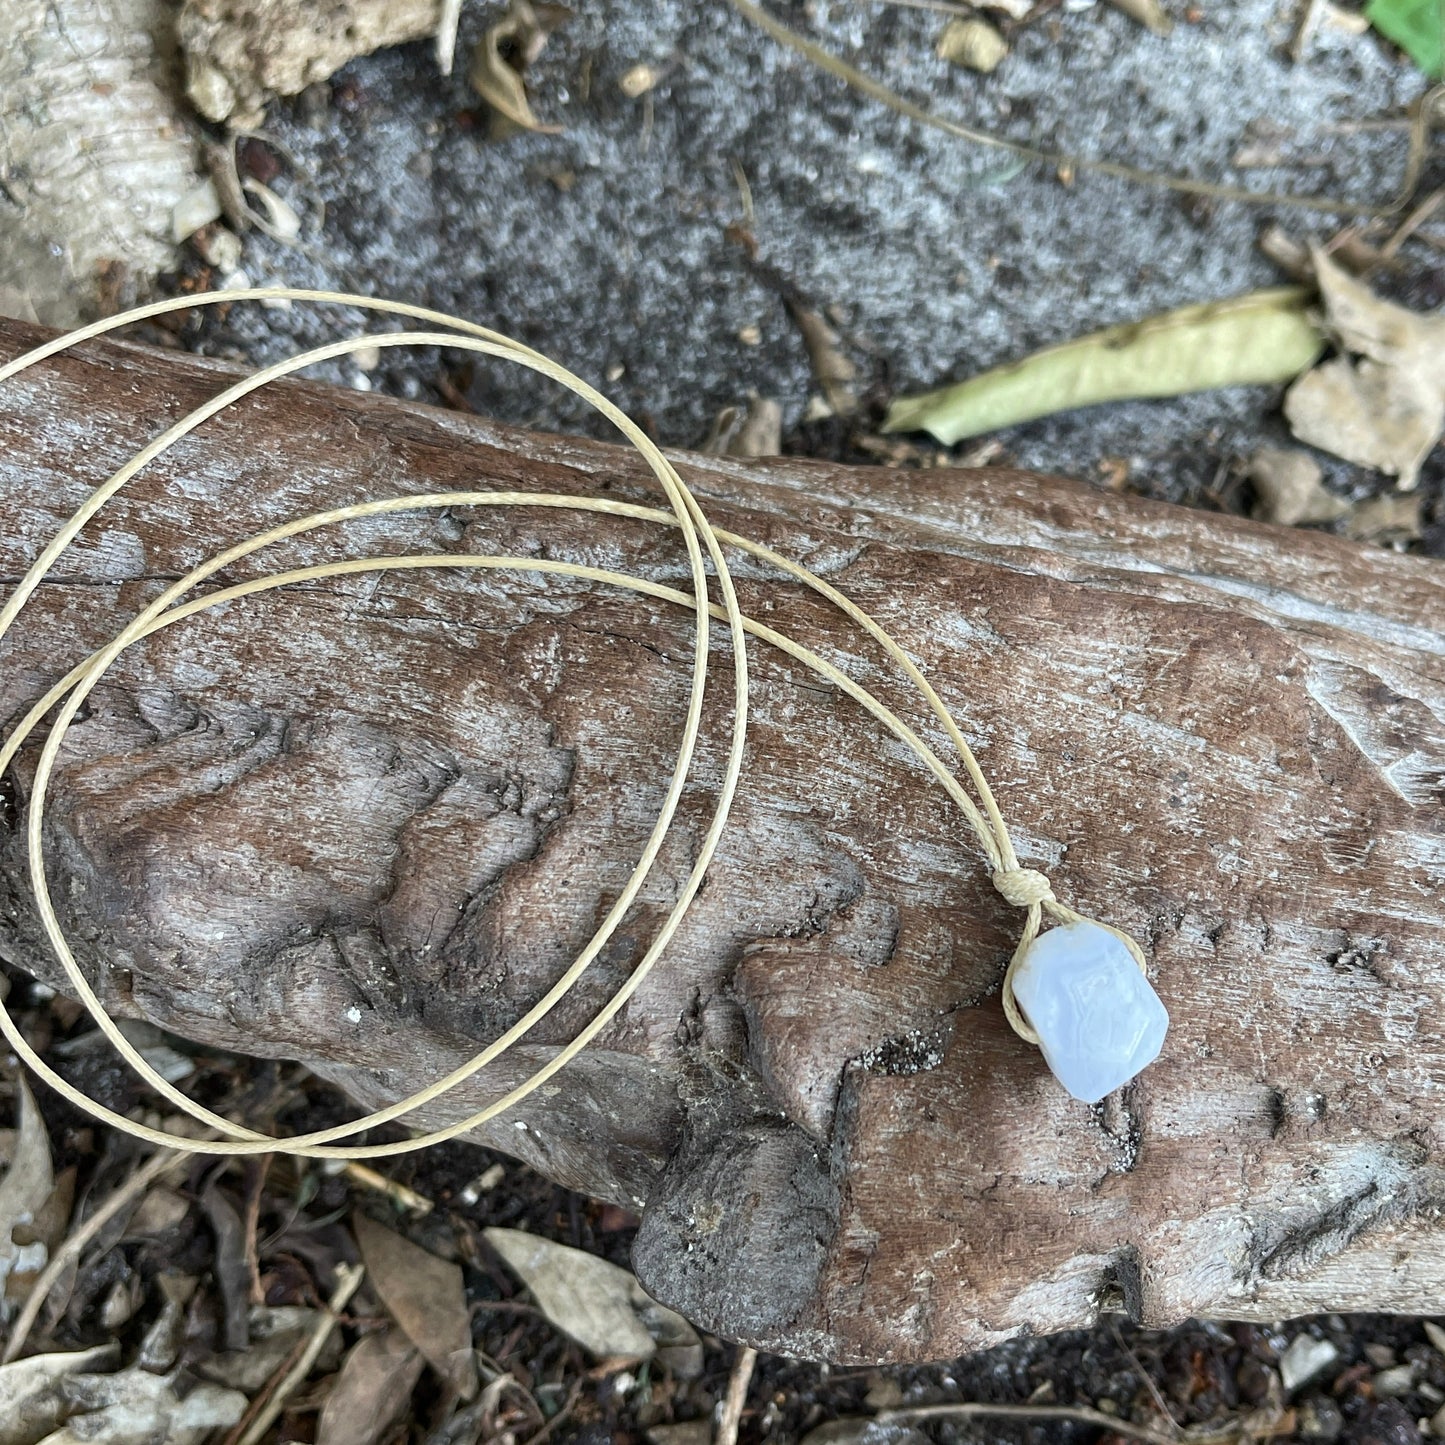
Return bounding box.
[1300,1395,1345,1441]
[1369,1345,1401,1369]
[1377,1365,1420,1399]
[1281,1334,1342,1394]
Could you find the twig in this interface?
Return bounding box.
[1379,188,1445,263]
[2,1146,186,1364]
[242,1154,272,1306]
[879,1402,1184,1445]
[855,0,977,15]
[1111,1320,1181,1432]
[1289,0,1323,61]
[338,1160,434,1215]
[522,1376,583,1445]
[232,1262,365,1445]
[715,1345,758,1445]
[879,1400,1268,1445]
[727,0,1437,218]
[437,0,464,76]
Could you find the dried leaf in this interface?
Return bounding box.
[1247,448,1349,527]
[1284,247,1445,488]
[1366,0,1443,77]
[484,1227,701,1369]
[789,303,859,418]
[936,19,1008,73]
[353,1214,475,1398]
[317,1328,424,1445]
[0,1345,112,1445]
[468,0,569,136]
[1342,491,1422,545]
[885,288,1324,445]
[48,1366,246,1445]
[241,179,302,244]
[0,1078,53,1312]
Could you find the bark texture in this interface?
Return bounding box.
[0,0,202,325]
[1,318,1443,1361]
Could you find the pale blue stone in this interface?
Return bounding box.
[1011,921,1168,1103]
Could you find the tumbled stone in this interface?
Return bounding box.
[1010,920,1168,1103]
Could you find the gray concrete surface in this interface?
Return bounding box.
[204,0,1430,505]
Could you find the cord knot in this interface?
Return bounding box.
[992,867,1055,909]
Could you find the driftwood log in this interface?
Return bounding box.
[1,317,1444,1363]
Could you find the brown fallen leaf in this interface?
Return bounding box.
[1284,247,1445,489]
[317,1328,424,1445]
[468,0,570,138]
[1247,447,1350,527]
[353,1213,476,1398]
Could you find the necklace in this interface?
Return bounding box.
[0,289,1167,1159]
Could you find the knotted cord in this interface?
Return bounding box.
[0,289,1148,1154]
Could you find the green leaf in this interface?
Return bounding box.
[1366,0,1444,78]
[883,288,1324,445]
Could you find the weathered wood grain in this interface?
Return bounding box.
[1,318,1443,1362]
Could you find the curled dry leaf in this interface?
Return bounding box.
[702,396,783,458]
[0,1077,53,1313]
[353,1213,475,1399]
[468,0,571,137]
[0,1345,113,1445]
[199,1184,250,1352]
[885,288,1324,445]
[1247,447,1349,527]
[484,1227,702,1372]
[317,1328,424,1445]
[1284,247,1445,489]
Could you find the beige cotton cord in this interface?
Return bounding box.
[0,289,1145,1155]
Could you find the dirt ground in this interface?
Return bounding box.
[186,0,1440,525]
[6,970,1445,1445]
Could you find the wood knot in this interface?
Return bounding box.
[992,867,1054,909]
